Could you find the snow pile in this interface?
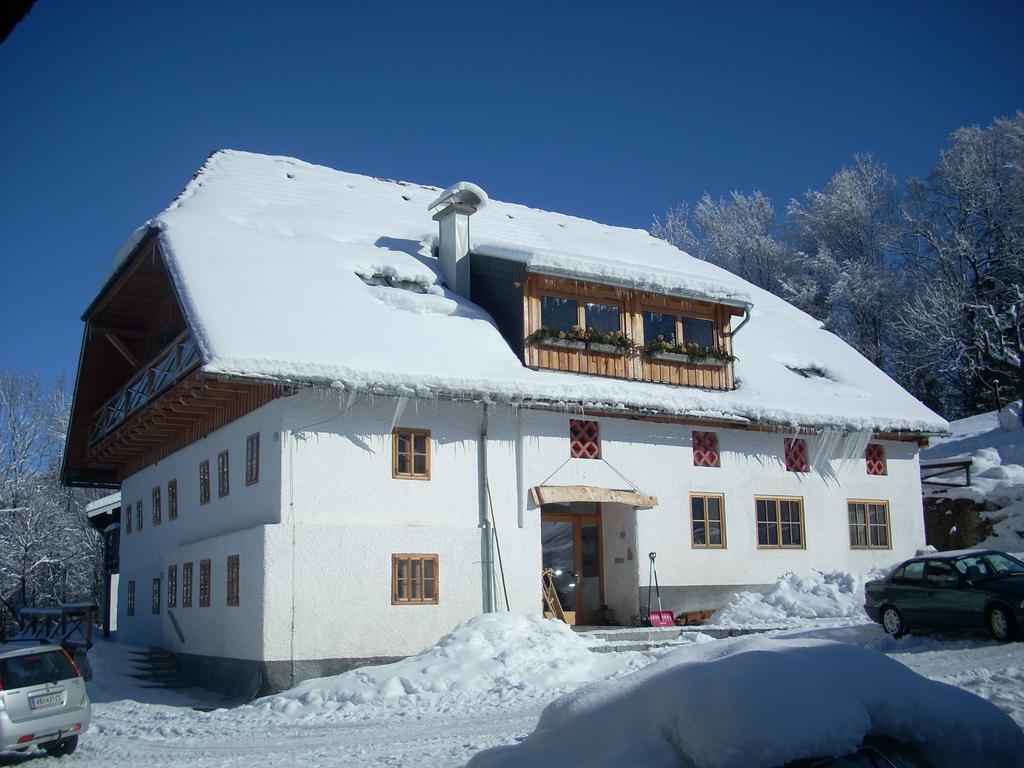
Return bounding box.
[467,638,1024,768]
[254,614,638,719]
[923,402,1024,550]
[712,569,881,627]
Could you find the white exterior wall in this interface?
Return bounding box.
[115,386,925,664]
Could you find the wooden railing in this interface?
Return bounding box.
[14,603,96,649]
[920,458,973,490]
[89,330,200,446]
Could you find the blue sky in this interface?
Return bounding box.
[1,0,1022,386]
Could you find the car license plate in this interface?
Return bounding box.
[29,692,64,710]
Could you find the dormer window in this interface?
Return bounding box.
[540,295,622,335]
[541,295,578,332]
[641,310,715,348]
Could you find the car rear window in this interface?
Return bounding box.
[0,650,76,689]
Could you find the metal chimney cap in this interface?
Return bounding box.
[427,181,488,212]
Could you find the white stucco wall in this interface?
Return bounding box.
[114,386,925,662]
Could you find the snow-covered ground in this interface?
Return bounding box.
[52,574,1024,768]
[923,401,1024,551]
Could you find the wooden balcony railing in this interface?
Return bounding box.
[89,330,200,446]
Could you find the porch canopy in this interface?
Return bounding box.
[531,484,658,509]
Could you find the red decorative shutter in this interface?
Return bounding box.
[569,420,601,459]
[784,438,809,472]
[692,431,720,467]
[865,443,887,475]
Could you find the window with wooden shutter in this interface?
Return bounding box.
[784,438,809,472]
[692,431,720,467]
[152,485,162,525]
[168,479,178,520]
[182,562,193,607]
[569,420,601,459]
[199,559,211,607]
[200,460,210,505]
[168,564,177,608]
[126,580,135,616]
[218,450,229,498]
[865,443,887,476]
[393,428,431,479]
[392,554,439,604]
[151,578,161,614]
[246,433,260,486]
[227,554,240,607]
[136,499,144,531]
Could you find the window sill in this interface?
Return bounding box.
[647,351,729,367]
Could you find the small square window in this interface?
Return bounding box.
[784,438,809,472]
[246,433,260,486]
[392,554,439,604]
[218,450,229,498]
[692,431,720,467]
[393,428,431,479]
[848,500,890,549]
[691,494,726,548]
[540,295,579,332]
[682,316,715,347]
[570,419,601,459]
[866,444,887,476]
[756,496,805,548]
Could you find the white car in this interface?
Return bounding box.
[0,642,91,756]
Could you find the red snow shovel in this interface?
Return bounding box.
[646,552,675,627]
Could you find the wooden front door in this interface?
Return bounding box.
[541,505,604,625]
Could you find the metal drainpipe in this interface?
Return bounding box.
[479,404,495,613]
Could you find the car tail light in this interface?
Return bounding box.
[72,723,82,731]
[61,648,83,678]
[17,734,34,744]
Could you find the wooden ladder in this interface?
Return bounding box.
[541,569,566,623]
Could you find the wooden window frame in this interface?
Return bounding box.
[182,562,193,607]
[126,580,135,616]
[692,431,720,468]
[227,554,240,607]
[246,433,260,486]
[151,578,161,615]
[784,438,810,473]
[755,495,806,549]
[865,443,887,476]
[199,559,211,608]
[152,485,162,526]
[569,419,601,459]
[690,493,727,549]
[636,300,719,348]
[168,479,178,520]
[392,428,431,480]
[136,499,143,532]
[218,450,230,498]
[391,553,440,605]
[848,499,891,550]
[199,460,210,505]
[540,289,625,335]
[168,564,178,608]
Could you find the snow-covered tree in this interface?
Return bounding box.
[0,372,101,638]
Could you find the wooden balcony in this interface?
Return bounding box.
[88,330,201,447]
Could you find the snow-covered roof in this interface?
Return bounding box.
[137,150,945,434]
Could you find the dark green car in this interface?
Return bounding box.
[864,549,1024,641]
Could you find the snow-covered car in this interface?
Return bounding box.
[0,642,91,756]
[864,549,1024,640]
[467,638,1024,768]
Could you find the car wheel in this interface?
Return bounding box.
[42,735,78,757]
[881,606,906,637]
[988,605,1017,642]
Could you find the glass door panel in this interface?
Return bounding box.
[542,519,577,615]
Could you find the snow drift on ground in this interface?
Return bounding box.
[253,613,643,720]
[712,568,883,627]
[467,637,1024,768]
[923,401,1024,550]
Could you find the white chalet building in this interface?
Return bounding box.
[63,150,947,694]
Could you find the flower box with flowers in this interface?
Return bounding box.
[529,326,635,356]
[644,338,733,367]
